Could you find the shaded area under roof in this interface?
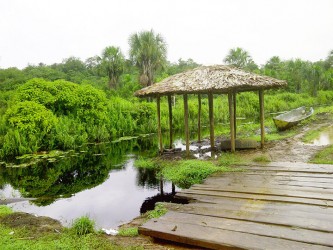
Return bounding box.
[135,65,287,97]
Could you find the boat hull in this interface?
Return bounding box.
[273,106,313,131]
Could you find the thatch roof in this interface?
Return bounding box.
[135,65,287,97]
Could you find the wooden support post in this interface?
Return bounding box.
[198,94,202,143]
[183,94,190,156]
[208,93,215,150]
[156,95,163,153]
[233,92,237,139]
[228,92,235,153]
[172,183,176,195]
[168,95,173,149]
[159,175,164,196]
[259,90,265,149]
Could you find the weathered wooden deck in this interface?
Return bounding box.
[139,162,333,249]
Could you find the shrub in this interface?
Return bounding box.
[162,160,225,188]
[72,216,95,235]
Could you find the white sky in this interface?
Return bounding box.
[0,0,332,69]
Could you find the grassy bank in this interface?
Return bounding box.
[0,206,142,250]
[309,145,333,164]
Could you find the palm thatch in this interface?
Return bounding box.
[135,65,287,97]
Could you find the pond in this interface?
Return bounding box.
[311,126,333,146]
[0,120,256,229]
[0,136,181,229]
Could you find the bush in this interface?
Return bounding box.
[72,216,95,235]
[162,160,225,188]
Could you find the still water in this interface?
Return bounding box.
[311,126,333,146]
[0,121,252,229]
[0,136,177,229]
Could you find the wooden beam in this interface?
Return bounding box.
[156,95,163,153]
[183,94,190,156]
[198,94,201,143]
[228,92,235,152]
[259,90,265,149]
[233,92,237,139]
[168,95,173,149]
[208,93,215,150]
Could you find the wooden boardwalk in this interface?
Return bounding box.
[139,162,333,249]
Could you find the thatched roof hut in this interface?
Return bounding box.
[134,65,287,156]
[135,65,286,97]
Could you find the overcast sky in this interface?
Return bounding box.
[1,0,332,69]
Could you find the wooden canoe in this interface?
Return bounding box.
[273,106,314,131]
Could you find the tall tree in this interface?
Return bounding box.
[224,47,258,71]
[101,46,125,89]
[324,50,333,69]
[129,30,167,86]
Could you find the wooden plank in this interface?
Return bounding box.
[186,186,333,200]
[240,166,333,173]
[250,162,333,170]
[266,162,333,169]
[205,173,333,186]
[202,172,333,185]
[199,179,333,191]
[164,202,333,232]
[177,189,333,207]
[158,211,333,247]
[238,171,333,178]
[140,217,332,250]
[173,195,333,215]
[141,162,333,249]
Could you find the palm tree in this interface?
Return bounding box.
[224,47,257,71]
[129,30,167,87]
[101,46,125,89]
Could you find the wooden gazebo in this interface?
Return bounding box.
[135,65,287,155]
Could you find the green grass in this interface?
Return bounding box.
[146,203,167,219]
[134,157,157,170]
[162,159,229,189]
[218,152,245,166]
[0,225,133,250]
[252,155,271,163]
[0,206,13,216]
[72,216,95,235]
[0,208,143,249]
[117,227,139,237]
[309,145,333,164]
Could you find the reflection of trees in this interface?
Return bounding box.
[136,168,160,188]
[0,137,154,206]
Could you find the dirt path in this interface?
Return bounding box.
[265,122,330,163]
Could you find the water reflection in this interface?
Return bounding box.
[0,135,175,228]
[0,139,158,206]
[312,126,333,146]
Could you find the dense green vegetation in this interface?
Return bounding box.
[0,30,332,160]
